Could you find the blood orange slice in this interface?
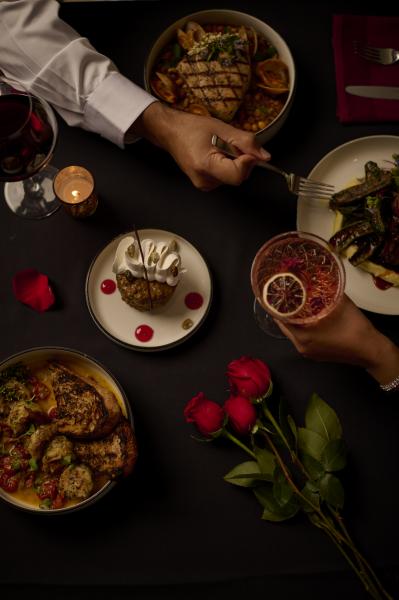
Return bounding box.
[262,272,306,318]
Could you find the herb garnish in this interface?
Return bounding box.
[0,363,28,385]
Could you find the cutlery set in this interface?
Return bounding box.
[347,42,399,100]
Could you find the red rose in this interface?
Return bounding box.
[227,356,272,400]
[184,392,224,437]
[224,395,257,436]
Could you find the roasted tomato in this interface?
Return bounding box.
[37,479,59,501]
[28,376,50,402]
[51,493,66,510]
[47,406,58,420]
[0,471,20,493]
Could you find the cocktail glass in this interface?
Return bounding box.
[250,231,346,338]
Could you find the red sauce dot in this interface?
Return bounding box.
[373,275,393,290]
[185,292,203,310]
[101,279,116,294]
[135,324,154,342]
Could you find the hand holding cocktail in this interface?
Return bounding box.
[251,231,346,337]
[277,294,399,388]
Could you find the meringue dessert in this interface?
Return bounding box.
[112,236,183,311]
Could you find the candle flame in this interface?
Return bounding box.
[71,190,80,200]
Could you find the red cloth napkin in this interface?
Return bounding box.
[12,269,55,312]
[333,14,399,122]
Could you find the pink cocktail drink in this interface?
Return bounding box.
[251,231,345,325]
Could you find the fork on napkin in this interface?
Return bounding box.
[333,14,399,123]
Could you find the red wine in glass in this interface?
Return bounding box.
[0,78,59,219]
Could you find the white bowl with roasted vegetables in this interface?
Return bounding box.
[0,347,136,514]
[144,9,296,144]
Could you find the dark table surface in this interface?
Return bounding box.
[1,1,399,599]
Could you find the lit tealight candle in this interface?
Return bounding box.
[53,165,98,217]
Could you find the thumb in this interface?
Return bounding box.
[209,152,257,185]
[225,132,271,162]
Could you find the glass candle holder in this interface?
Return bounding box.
[53,165,98,218]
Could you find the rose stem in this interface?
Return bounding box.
[327,506,393,600]
[262,431,388,600]
[223,430,256,459]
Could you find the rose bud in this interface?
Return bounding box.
[227,356,272,400]
[184,392,225,437]
[224,395,257,436]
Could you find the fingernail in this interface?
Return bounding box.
[260,148,271,160]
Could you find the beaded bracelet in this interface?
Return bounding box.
[380,374,399,393]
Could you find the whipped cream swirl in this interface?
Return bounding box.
[112,236,182,287]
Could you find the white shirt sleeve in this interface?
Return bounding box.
[0,0,157,147]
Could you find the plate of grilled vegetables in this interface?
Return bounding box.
[297,135,399,315]
[0,347,137,513]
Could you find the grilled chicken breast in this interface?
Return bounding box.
[176,31,251,122]
[74,420,138,479]
[48,362,121,439]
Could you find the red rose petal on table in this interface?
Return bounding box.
[12,269,55,313]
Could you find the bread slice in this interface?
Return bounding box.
[73,420,137,479]
[48,362,121,439]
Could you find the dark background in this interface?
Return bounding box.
[1,1,398,599]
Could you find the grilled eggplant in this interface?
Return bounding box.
[348,234,384,267]
[329,162,392,209]
[328,158,399,286]
[329,221,375,252]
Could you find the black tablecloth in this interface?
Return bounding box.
[1,1,399,599]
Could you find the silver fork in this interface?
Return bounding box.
[354,41,399,65]
[212,135,334,200]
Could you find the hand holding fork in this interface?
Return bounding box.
[212,135,334,201]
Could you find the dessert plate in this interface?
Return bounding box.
[297,135,399,315]
[86,229,212,350]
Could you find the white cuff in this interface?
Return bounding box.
[84,72,157,148]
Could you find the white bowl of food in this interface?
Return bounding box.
[0,347,137,514]
[144,9,296,145]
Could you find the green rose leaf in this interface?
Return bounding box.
[298,427,327,462]
[301,453,325,480]
[273,478,294,506]
[320,439,347,472]
[318,473,345,509]
[305,393,343,441]
[224,461,262,487]
[254,485,299,522]
[300,480,321,513]
[254,446,275,479]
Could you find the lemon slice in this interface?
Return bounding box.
[262,272,306,318]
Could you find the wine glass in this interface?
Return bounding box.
[250,231,346,338]
[0,76,60,219]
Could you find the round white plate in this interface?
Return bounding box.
[297,135,399,315]
[86,229,212,350]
